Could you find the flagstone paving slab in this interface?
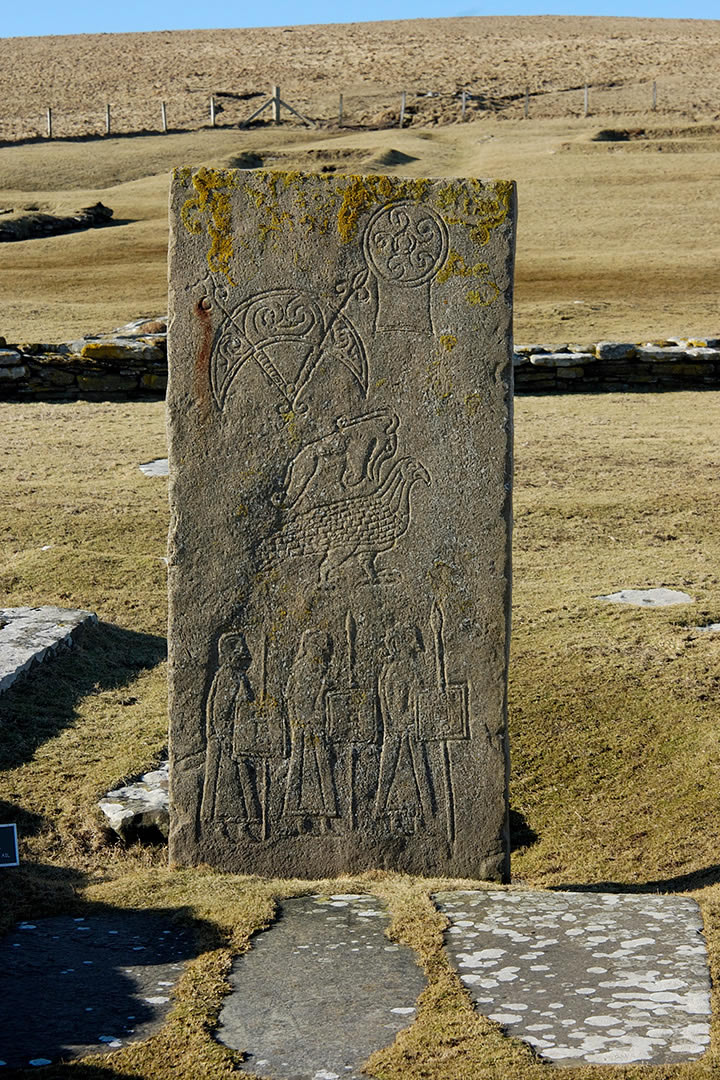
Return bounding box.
[0,606,97,694]
[138,458,169,477]
[596,588,693,607]
[216,893,426,1079]
[0,912,194,1068]
[437,889,711,1066]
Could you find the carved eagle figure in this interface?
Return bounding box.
[261,456,431,584]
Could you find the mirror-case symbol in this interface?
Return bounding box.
[363,200,449,333]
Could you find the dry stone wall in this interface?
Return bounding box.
[514,337,720,391]
[1,322,720,399]
[0,317,168,400]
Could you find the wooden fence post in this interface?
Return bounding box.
[210,96,216,126]
[338,93,343,126]
[46,107,52,139]
[524,85,529,119]
[584,83,589,117]
[399,90,406,128]
[652,80,657,111]
[272,86,281,123]
[105,103,111,136]
[461,89,467,120]
[161,102,168,132]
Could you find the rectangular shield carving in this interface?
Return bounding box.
[167,169,515,880]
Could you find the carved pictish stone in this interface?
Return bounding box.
[167,169,516,880]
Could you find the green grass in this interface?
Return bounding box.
[1,392,719,1078]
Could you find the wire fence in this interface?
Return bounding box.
[1,79,717,144]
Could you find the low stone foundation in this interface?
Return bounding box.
[514,337,720,392]
[0,316,168,400]
[2,321,720,399]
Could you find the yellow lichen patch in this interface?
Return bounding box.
[464,391,484,418]
[440,334,458,351]
[244,170,340,243]
[336,175,430,244]
[244,178,294,244]
[437,250,500,306]
[435,179,513,247]
[426,350,454,408]
[467,284,499,306]
[279,406,301,446]
[235,503,249,518]
[180,167,239,284]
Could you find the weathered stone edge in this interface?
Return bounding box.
[0,607,99,696]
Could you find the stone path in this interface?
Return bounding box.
[0,606,97,693]
[437,890,711,1066]
[0,912,193,1068]
[0,891,711,1072]
[216,894,426,1080]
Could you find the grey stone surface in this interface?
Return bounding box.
[596,588,693,607]
[529,352,596,367]
[437,890,711,1067]
[0,912,194,1068]
[0,606,98,694]
[167,170,515,879]
[98,761,169,841]
[139,457,169,477]
[216,894,426,1079]
[595,342,638,360]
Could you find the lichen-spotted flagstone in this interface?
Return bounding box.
[216,894,426,1079]
[167,169,515,879]
[0,913,194,1068]
[437,890,711,1066]
[0,606,97,693]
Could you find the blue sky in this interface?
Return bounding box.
[4,0,717,38]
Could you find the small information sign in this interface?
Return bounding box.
[0,824,19,867]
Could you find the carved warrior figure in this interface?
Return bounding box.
[201,631,285,836]
[283,630,338,820]
[375,624,434,828]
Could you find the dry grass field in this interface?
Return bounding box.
[0,16,719,344]
[1,15,720,1080]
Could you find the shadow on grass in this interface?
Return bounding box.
[0,128,201,150]
[0,867,218,1073]
[0,621,166,774]
[509,808,539,853]
[552,864,720,894]
[0,798,45,837]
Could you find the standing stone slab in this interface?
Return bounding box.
[167,169,516,879]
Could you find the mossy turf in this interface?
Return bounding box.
[1,392,719,1078]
